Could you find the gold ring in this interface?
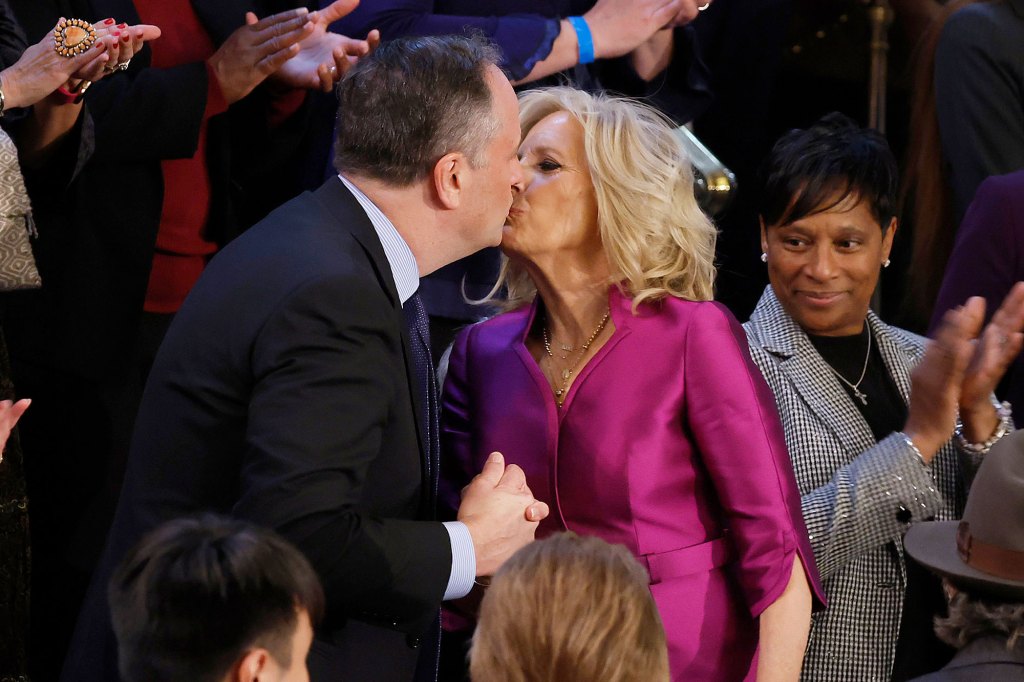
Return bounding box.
[53,18,97,58]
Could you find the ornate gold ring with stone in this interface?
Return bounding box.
[53,18,97,58]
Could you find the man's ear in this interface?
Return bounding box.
[232,648,272,682]
[432,152,466,210]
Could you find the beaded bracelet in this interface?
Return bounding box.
[955,401,1013,455]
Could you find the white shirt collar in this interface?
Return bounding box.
[337,174,419,304]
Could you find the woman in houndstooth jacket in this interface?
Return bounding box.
[744,113,1024,681]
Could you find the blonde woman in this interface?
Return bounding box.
[440,87,824,681]
[471,532,669,682]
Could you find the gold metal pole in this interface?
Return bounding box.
[867,0,893,133]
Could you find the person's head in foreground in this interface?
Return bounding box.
[108,515,324,682]
[758,111,898,337]
[495,86,716,310]
[905,428,1024,657]
[470,532,669,682]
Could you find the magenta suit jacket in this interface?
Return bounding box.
[440,287,825,681]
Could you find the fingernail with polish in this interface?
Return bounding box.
[121,33,129,42]
[104,18,115,25]
[117,23,127,28]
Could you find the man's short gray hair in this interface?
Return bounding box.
[334,34,503,186]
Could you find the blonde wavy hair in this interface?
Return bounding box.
[490,87,717,312]
[470,533,669,682]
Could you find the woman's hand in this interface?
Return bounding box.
[1,20,110,109]
[207,7,318,104]
[583,0,698,60]
[904,298,984,461]
[268,0,377,93]
[66,23,160,88]
[958,281,1024,441]
[0,19,162,110]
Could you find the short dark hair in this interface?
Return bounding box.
[109,515,325,682]
[758,112,898,230]
[334,34,502,186]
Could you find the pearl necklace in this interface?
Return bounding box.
[542,310,611,407]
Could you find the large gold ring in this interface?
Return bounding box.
[53,18,97,58]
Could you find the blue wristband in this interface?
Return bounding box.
[567,16,595,65]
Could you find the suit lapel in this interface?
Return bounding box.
[750,288,878,456]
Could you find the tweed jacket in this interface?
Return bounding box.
[743,287,987,682]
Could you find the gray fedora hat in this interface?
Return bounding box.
[904,428,1024,600]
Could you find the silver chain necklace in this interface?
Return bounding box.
[823,326,872,406]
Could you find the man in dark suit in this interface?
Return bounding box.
[62,35,548,682]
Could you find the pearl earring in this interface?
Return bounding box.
[883,259,891,268]
[760,253,768,263]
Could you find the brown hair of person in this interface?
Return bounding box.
[902,0,992,328]
[470,533,669,682]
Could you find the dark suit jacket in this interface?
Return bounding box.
[61,178,452,682]
[935,0,1024,225]
[909,636,1024,682]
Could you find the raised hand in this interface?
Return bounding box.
[904,298,985,461]
[268,0,375,92]
[70,21,161,86]
[458,451,549,577]
[583,0,686,60]
[0,19,157,109]
[959,281,1024,441]
[207,7,317,104]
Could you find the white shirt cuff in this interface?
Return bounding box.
[442,521,476,600]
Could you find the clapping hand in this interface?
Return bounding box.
[904,298,983,462]
[959,282,1024,441]
[208,7,318,104]
[268,0,379,93]
[0,19,160,109]
[582,0,687,60]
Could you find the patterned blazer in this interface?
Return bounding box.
[743,287,986,682]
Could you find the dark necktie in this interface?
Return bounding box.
[403,293,442,682]
[402,293,439,496]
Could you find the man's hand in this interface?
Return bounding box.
[207,7,316,104]
[457,452,549,577]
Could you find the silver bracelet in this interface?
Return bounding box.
[955,401,1013,455]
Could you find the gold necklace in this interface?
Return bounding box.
[542,310,611,407]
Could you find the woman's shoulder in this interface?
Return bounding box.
[451,305,533,355]
[638,295,738,326]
